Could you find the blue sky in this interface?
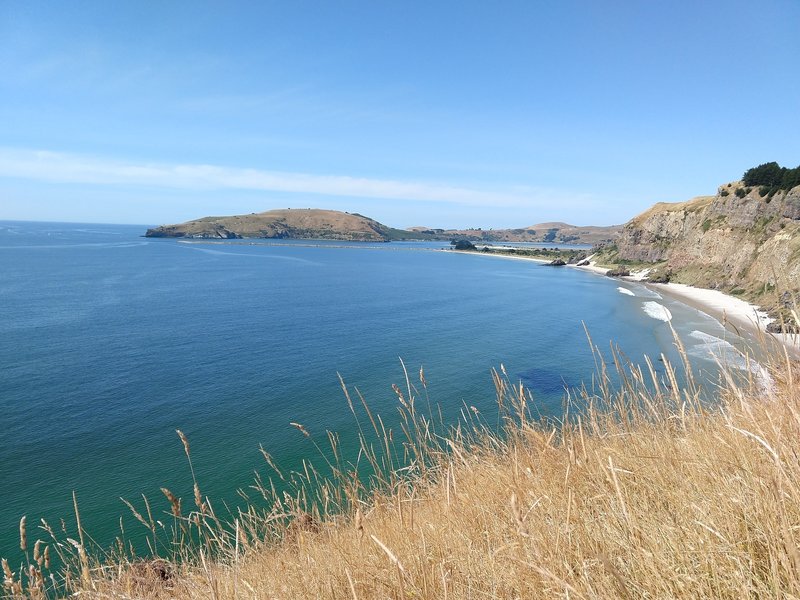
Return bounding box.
[1,1,798,228]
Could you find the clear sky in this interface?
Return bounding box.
[1,1,798,228]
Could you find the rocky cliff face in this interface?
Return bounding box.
[605,182,800,317]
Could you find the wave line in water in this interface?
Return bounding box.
[617,287,635,297]
[642,301,672,322]
[180,244,321,264]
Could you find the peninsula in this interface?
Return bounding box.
[145,208,426,242]
[146,209,620,245]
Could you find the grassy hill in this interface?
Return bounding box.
[145,208,435,242]
[410,222,620,245]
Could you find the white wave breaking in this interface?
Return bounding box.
[687,330,763,375]
[617,287,635,297]
[642,301,672,322]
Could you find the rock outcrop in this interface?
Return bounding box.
[146,224,242,239]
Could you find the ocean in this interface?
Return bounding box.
[0,221,759,560]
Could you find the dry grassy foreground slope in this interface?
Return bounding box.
[52,343,800,600]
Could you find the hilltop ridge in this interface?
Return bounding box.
[404,222,620,245]
[146,209,621,245]
[145,208,424,242]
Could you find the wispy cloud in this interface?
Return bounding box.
[0,148,592,210]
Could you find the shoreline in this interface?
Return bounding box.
[646,282,768,336]
[645,282,800,357]
[451,249,551,264]
[455,249,800,357]
[586,264,800,357]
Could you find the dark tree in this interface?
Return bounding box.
[743,162,784,187]
[742,162,800,193]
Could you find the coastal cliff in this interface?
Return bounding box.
[145,208,422,242]
[596,168,800,325]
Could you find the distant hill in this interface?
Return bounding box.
[147,209,620,245]
[145,209,432,242]
[409,222,621,245]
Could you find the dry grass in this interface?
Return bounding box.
[630,195,716,225]
[5,335,800,599]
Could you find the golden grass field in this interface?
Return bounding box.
[4,330,800,599]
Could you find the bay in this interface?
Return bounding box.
[0,221,755,559]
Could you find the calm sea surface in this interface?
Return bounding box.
[0,221,757,559]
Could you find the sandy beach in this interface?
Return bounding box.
[454,248,551,264]
[648,283,769,333]
[583,264,800,357]
[647,282,800,355]
[456,248,800,356]
[577,260,799,354]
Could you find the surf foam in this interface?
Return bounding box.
[687,330,763,375]
[642,301,672,322]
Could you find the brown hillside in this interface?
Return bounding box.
[432,222,621,244]
[145,209,410,241]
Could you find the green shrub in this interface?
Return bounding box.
[735,188,747,198]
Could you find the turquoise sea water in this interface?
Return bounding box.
[0,221,758,560]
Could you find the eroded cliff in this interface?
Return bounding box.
[598,181,800,322]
